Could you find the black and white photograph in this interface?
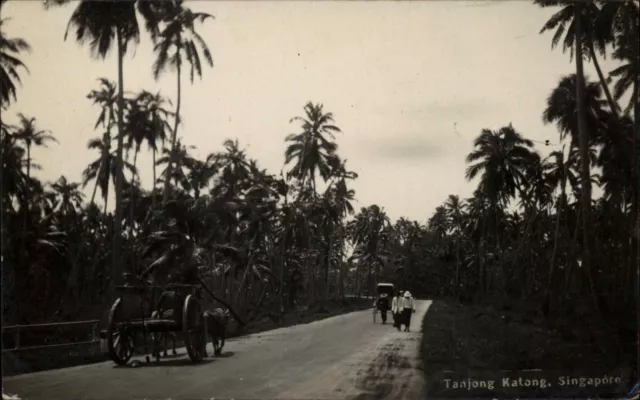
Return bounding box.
[1,0,638,399]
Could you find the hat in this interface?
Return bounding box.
[404,291,411,298]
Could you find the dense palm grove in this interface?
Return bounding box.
[1,0,638,353]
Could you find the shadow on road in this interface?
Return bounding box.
[113,359,215,369]
[215,351,235,358]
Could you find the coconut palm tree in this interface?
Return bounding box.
[535,0,602,307]
[156,139,197,194]
[87,78,118,134]
[50,175,85,216]
[536,0,620,116]
[14,114,57,270]
[124,90,172,190]
[54,0,164,287]
[444,194,466,292]
[82,134,136,212]
[285,102,341,195]
[465,124,537,209]
[597,0,639,115]
[542,74,609,147]
[14,114,57,185]
[0,3,31,108]
[183,154,218,199]
[0,125,27,210]
[151,0,214,204]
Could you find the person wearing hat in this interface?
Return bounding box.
[376,293,390,324]
[391,290,403,331]
[401,291,415,332]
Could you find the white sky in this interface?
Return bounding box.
[2,0,622,222]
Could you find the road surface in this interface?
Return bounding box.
[3,300,431,400]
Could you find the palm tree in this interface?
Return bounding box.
[124,90,172,191]
[542,74,609,147]
[50,175,85,216]
[156,139,197,193]
[87,78,118,134]
[0,126,27,210]
[285,102,341,195]
[350,205,391,292]
[444,194,466,293]
[184,154,217,199]
[596,0,639,115]
[0,3,31,108]
[82,134,136,212]
[14,114,57,185]
[14,114,57,270]
[86,79,118,206]
[536,0,620,116]
[151,0,214,204]
[465,124,537,209]
[55,0,164,287]
[535,0,600,309]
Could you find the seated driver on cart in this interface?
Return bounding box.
[376,293,391,324]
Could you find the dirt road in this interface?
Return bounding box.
[3,300,431,400]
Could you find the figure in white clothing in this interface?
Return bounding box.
[401,291,415,332]
[391,291,403,331]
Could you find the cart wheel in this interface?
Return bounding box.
[183,294,206,363]
[373,309,377,324]
[107,298,135,366]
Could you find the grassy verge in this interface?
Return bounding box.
[3,297,371,377]
[420,299,636,397]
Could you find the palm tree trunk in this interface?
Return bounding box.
[129,148,139,235]
[546,192,565,314]
[90,167,101,206]
[574,6,598,314]
[325,225,332,300]
[563,207,581,301]
[104,183,109,215]
[588,36,619,118]
[633,24,640,378]
[26,142,31,182]
[152,148,157,209]
[162,45,182,205]
[112,30,126,294]
[16,142,32,322]
[455,235,462,297]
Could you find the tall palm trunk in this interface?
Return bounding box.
[90,166,101,206]
[112,30,126,294]
[633,14,640,379]
[574,6,598,313]
[162,43,182,205]
[91,135,108,206]
[17,141,32,322]
[103,182,110,215]
[325,224,333,300]
[25,142,31,182]
[588,36,619,118]
[152,147,157,209]
[129,148,139,234]
[546,188,566,314]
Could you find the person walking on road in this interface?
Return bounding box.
[376,293,390,324]
[391,291,402,331]
[401,291,415,332]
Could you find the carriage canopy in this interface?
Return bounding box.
[376,283,395,297]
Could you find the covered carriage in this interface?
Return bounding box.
[105,271,207,366]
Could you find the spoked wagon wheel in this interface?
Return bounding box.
[183,295,206,363]
[107,298,135,366]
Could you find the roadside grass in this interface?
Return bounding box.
[3,297,371,376]
[419,299,636,391]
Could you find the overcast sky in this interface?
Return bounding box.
[2,0,622,222]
